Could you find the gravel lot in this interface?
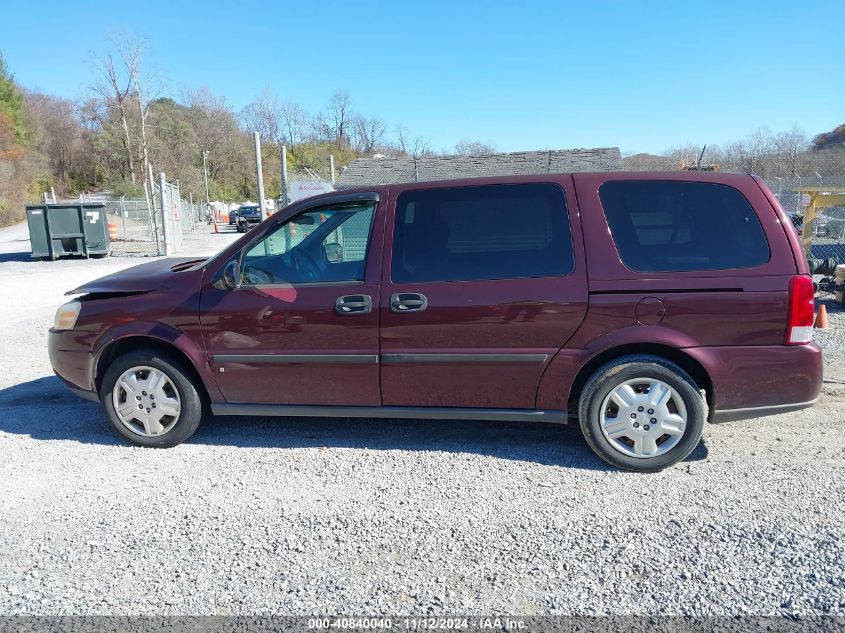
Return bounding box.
[0,221,843,617]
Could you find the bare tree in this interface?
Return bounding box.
[351,114,386,153]
[241,87,284,146]
[24,92,86,184]
[411,136,432,158]
[740,127,776,176]
[454,139,496,156]
[327,90,352,146]
[393,125,432,158]
[77,97,104,132]
[773,125,809,176]
[117,36,157,195]
[280,100,307,154]
[90,51,136,184]
[308,112,330,143]
[395,125,409,155]
[184,87,241,180]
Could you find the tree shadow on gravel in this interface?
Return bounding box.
[0,375,709,470]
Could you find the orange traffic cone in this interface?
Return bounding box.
[814,304,829,329]
[107,222,118,241]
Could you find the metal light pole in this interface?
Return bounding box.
[774,176,783,200]
[253,132,267,221]
[795,174,802,214]
[815,171,823,188]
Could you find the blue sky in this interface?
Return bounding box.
[1,0,842,154]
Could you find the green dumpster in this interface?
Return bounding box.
[26,203,110,260]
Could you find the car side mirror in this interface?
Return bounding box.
[223,259,241,289]
[324,242,343,262]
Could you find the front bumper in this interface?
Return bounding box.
[48,328,96,399]
[61,377,99,402]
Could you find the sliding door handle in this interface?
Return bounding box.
[390,292,428,313]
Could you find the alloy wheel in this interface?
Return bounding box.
[111,365,181,437]
[599,378,688,458]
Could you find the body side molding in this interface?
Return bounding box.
[212,354,378,364]
[380,353,548,364]
[212,403,567,424]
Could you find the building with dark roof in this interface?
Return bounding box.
[335,147,622,189]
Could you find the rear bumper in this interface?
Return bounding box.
[711,397,819,423]
[686,342,823,423]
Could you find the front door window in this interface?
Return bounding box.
[241,202,376,284]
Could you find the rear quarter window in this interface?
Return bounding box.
[599,180,770,272]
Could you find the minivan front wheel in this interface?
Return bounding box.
[101,349,203,447]
[578,355,705,472]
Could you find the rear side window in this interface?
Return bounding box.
[599,181,770,272]
[392,183,573,283]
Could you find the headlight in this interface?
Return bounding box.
[53,301,81,331]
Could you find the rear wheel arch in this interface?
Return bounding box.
[567,343,713,414]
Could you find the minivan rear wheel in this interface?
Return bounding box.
[578,355,705,472]
[100,348,203,448]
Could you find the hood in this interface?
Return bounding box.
[65,257,205,296]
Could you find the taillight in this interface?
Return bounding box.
[786,275,814,345]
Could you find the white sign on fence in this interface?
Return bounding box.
[288,181,334,203]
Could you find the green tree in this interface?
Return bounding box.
[0,52,27,145]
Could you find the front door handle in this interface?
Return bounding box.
[390,292,428,313]
[336,294,372,315]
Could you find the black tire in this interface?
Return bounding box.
[100,348,204,448]
[578,355,706,472]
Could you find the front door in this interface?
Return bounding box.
[379,180,588,410]
[200,194,384,405]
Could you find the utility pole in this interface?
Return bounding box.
[329,154,336,185]
[253,132,267,221]
[280,145,289,207]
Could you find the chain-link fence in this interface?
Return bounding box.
[623,147,845,293]
[100,189,204,257]
[769,176,845,271]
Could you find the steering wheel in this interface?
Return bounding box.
[242,265,274,285]
[292,248,321,282]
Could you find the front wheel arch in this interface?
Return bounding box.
[95,336,210,407]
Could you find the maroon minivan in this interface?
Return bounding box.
[48,172,822,471]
